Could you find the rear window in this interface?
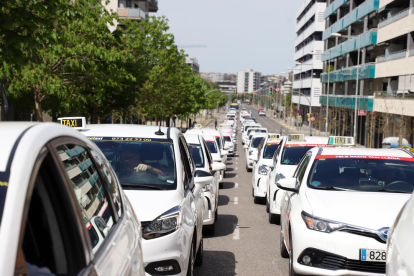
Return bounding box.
[224,136,231,142]
[251,137,264,148]
[215,137,222,149]
[281,146,314,165]
[206,141,218,153]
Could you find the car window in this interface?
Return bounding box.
[16,150,88,276]
[90,137,177,190]
[215,137,223,149]
[263,143,279,159]
[181,137,195,174]
[89,147,123,218]
[251,137,264,148]
[187,144,205,168]
[203,140,213,165]
[56,144,115,253]
[205,140,218,153]
[178,138,192,190]
[296,155,310,188]
[281,146,315,165]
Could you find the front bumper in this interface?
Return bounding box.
[253,174,268,197]
[291,222,387,276]
[203,192,216,225]
[142,227,190,276]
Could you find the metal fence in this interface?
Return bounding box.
[376,49,407,63]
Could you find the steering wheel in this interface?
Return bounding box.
[385,181,413,191]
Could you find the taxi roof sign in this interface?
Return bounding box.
[268,134,280,139]
[328,136,355,146]
[194,124,202,129]
[58,117,86,130]
[288,134,305,142]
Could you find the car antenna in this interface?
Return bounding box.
[155,121,164,136]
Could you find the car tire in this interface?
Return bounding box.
[247,167,252,172]
[253,196,262,204]
[269,212,280,224]
[195,238,203,266]
[215,208,218,221]
[280,229,289,258]
[203,223,215,235]
[219,182,223,189]
[289,233,300,276]
[186,241,195,276]
[266,196,270,213]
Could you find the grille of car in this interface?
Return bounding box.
[340,229,385,244]
[319,255,385,274]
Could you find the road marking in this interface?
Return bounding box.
[233,224,240,240]
[235,182,239,188]
[235,174,238,178]
[236,162,238,165]
[235,167,238,170]
[234,197,238,205]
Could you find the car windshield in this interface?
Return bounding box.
[281,146,315,165]
[206,141,218,153]
[187,144,205,168]
[247,128,260,136]
[93,138,177,190]
[245,125,259,132]
[308,157,414,193]
[263,144,279,159]
[251,137,264,148]
[224,136,231,142]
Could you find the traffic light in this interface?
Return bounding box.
[234,88,237,94]
[269,87,273,95]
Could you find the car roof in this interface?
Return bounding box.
[312,147,414,158]
[183,133,202,144]
[285,136,329,145]
[251,133,267,138]
[202,135,217,143]
[0,123,39,172]
[80,124,181,140]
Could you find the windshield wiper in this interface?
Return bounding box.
[312,186,349,191]
[375,189,409,194]
[121,183,166,190]
[281,162,297,165]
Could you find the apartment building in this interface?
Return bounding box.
[200,73,230,83]
[236,69,262,93]
[186,58,200,74]
[104,0,159,32]
[292,0,326,122]
[320,0,414,147]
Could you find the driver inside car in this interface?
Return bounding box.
[120,145,165,176]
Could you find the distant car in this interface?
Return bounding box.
[259,110,266,116]
[258,109,264,113]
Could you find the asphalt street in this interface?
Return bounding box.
[194,105,292,276]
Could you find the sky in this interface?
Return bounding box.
[158,0,304,75]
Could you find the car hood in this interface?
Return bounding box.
[124,190,183,222]
[305,189,410,229]
[278,164,297,178]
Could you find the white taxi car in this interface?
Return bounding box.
[251,134,281,204]
[267,134,329,224]
[259,110,266,116]
[278,144,413,276]
[81,124,210,276]
[0,122,145,276]
[244,133,267,172]
[184,134,223,235]
[242,124,261,144]
[245,128,268,147]
[386,159,414,276]
[203,135,227,189]
[220,130,235,156]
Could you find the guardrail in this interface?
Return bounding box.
[378,8,409,28]
[376,49,407,63]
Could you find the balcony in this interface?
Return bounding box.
[357,0,380,19]
[376,49,407,63]
[320,63,376,83]
[321,29,377,61]
[149,0,158,12]
[378,8,409,28]
[118,8,147,21]
[324,0,348,19]
[319,95,374,110]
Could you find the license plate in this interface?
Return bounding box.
[360,249,386,262]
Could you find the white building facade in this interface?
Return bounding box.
[292,0,326,117]
[237,69,262,93]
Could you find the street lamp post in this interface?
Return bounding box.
[353,34,361,142]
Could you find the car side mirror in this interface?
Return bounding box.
[221,150,229,156]
[195,170,214,187]
[212,162,225,172]
[277,178,298,193]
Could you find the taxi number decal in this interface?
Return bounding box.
[290,135,300,140]
[316,155,414,161]
[0,181,8,187]
[270,135,279,138]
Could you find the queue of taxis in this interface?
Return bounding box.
[277,139,414,276]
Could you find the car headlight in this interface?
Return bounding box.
[142,206,181,240]
[258,165,268,175]
[301,211,345,233]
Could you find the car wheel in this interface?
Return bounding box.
[195,238,203,266]
[203,223,215,235]
[215,208,218,221]
[280,229,289,258]
[219,182,223,189]
[289,232,300,276]
[247,167,252,172]
[269,212,280,224]
[252,187,254,197]
[186,241,195,276]
[223,170,226,178]
[266,197,270,213]
[253,196,262,204]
